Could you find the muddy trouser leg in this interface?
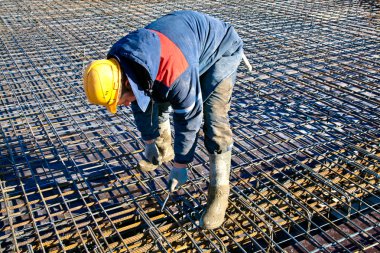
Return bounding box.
[202,40,242,155]
[203,75,234,155]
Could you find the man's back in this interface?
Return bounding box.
[146,10,241,75]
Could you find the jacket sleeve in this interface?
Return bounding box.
[168,67,203,164]
[131,100,160,141]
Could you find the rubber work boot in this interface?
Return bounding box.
[138,120,174,172]
[200,151,231,229]
[155,120,174,163]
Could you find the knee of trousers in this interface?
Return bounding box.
[204,116,233,154]
[203,75,235,154]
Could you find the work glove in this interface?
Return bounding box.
[168,167,188,192]
[145,142,161,165]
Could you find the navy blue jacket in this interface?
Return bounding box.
[107,10,243,163]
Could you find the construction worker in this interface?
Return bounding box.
[83,10,245,229]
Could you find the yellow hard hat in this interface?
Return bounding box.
[83,58,121,114]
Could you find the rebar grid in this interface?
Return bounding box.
[0,0,379,252]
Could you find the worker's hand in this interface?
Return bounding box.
[145,142,161,165]
[168,167,188,192]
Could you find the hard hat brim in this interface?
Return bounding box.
[106,102,117,114]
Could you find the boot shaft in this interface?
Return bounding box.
[156,120,174,163]
[209,151,231,186]
[158,120,172,141]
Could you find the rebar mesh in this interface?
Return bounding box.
[0,0,379,252]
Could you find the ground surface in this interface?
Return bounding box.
[0,0,379,252]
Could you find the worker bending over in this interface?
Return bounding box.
[83,10,244,229]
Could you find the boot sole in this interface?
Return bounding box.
[201,222,224,230]
[200,216,224,230]
[138,160,158,172]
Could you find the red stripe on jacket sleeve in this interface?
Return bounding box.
[150,30,189,87]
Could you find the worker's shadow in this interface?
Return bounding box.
[0,136,204,237]
[0,149,146,216]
